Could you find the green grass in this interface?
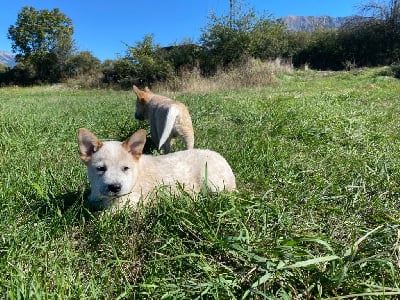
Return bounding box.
[1,69,400,299]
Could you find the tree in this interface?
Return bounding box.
[200,0,255,72]
[294,29,344,70]
[162,39,203,73]
[101,58,135,88]
[250,19,290,59]
[126,34,174,85]
[66,51,101,77]
[8,6,74,82]
[356,0,400,63]
[199,0,290,74]
[359,0,400,22]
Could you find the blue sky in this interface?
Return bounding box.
[0,0,362,61]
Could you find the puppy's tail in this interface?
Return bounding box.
[159,106,179,149]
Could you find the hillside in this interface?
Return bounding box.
[1,68,400,298]
[281,15,354,31]
[0,51,15,67]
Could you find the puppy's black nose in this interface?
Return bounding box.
[108,183,121,194]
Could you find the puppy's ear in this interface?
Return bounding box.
[132,85,141,95]
[144,86,151,92]
[133,85,145,102]
[78,128,103,163]
[122,129,147,159]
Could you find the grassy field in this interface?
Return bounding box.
[1,68,400,299]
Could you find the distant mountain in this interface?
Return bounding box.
[281,16,355,32]
[0,51,16,68]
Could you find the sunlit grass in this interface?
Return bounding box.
[1,68,400,298]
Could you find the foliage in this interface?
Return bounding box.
[7,6,74,83]
[350,0,400,63]
[62,52,103,89]
[65,51,101,77]
[101,58,135,88]
[199,0,288,74]
[293,30,344,70]
[339,19,390,67]
[162,41,203,74]
[249,19,291,59]
[126,34,174,86]
[0,60,36,86]
[200,7,254,72]
[0,64,8,73]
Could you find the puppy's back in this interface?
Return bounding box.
[143,149,236,193]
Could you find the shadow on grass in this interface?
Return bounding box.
[121,130,159,155]
[28,187,100,222]
[142,137,158,154]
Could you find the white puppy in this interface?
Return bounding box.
[78,128,236,209]
[133,85,194,153]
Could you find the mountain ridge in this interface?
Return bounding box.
[0,51,16,68]
[280,15,355,32]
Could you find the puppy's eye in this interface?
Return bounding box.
[122,166,129,172]
[96,166,106,173]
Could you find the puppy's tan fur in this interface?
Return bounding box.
[78,128,236,209]
[133,85,194,153]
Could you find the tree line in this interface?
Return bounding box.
[1,0,400,88]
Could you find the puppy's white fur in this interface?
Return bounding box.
[78,128,236,209]
[133,85,194,153]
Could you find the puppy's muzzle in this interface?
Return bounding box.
[108,183,122,194]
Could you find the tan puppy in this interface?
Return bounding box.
[133,85,194,153]
[78,128,236,209]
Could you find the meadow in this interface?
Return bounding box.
[1,68,400,299]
